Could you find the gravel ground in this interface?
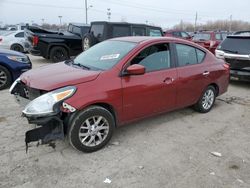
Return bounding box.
[0,55,249,188]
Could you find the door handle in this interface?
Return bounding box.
[163,77,174,84]
[203,71,210,76]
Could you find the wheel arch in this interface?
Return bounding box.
[89,102,118,126]
[208,83,219,96]
[47,44,70,59]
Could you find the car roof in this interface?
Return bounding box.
[110,36,210,52]
[91,21,162,29]
[0,49,26,56]
[110,36,189,44]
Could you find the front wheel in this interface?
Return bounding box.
[194,86,216,113]
[68,106,115,152]
[0,65,12,90]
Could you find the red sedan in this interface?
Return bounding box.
[10,37,230,152]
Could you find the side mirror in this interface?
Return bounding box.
[126,64,145,75]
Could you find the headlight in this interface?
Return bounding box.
[7,55,30,63]
[23,86,76,117]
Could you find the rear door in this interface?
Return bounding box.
[174,43,210,108]
[121,42,177,121]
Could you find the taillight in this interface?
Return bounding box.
[210,41,216,48]
[32,36,39,46]
[223,63,230,69]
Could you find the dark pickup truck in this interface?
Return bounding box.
[25,23,90,62]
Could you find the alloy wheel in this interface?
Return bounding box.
[78,116,109,147]
[202,89,215,110]
[83,38,90,51]
[0,70,7,88]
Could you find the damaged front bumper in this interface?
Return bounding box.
[10,79,76,152]
[25,115,65,152]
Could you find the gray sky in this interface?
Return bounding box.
[0,0,250,28]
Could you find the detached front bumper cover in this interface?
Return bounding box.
[25,115,64,152]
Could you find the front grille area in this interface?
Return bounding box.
[225,58,250,70]
[12,81,46,100]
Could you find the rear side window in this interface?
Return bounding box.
[181,32,189,38]
[149,29,162,36]
[131,43,171,72]
[15,32,24,38]
[90,24,104,38]
[132,27,146,36]
[215,33,222,40]
[112,26,130,37]
[176,44,205,67]
[173,32,181,37]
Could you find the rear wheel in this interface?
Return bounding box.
[50,46,69,63]
[11,44,24,52]
[0,65,12,90]
[194,86,216,113]
[68,106,115,152]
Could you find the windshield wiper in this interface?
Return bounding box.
[223,49,238,54]
[72,62,90,70]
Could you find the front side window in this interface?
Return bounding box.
[130,43,171,72]
[90,24,104,38]
[112,26,130,37]
[74,40,136,70]
[176,44,205,67]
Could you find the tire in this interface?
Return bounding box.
[194,86,216,113]
[10,44,24,52]
[82,34,96,51]
[49,46,69,63]
[68,106,115,152]
[0,65,12,90]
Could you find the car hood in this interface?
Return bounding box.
[0,49,26,57]
[20,62,101,91]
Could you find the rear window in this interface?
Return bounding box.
[193,33,211,40]
[218,37,250,55]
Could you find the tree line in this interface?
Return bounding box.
[172,20,250,32]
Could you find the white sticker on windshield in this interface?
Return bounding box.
[100,54,120,60]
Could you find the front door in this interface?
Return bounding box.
[121,43,177,122]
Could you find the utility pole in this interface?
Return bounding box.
[58,16,62,26]
[229,15,232,32]
[41,18,45,25]
[85,0,88,24]
[84,0,92,24]
[107,8,111,21]
[194,12,198,32]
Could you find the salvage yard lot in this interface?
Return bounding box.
[0,55,250,188]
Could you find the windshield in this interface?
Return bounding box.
[193,33,211,41]
[74,40,137,70]
[218,37,250,55]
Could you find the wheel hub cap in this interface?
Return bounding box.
[202,89,214,110]
[79,116,109,147]
[0,70,7,87]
